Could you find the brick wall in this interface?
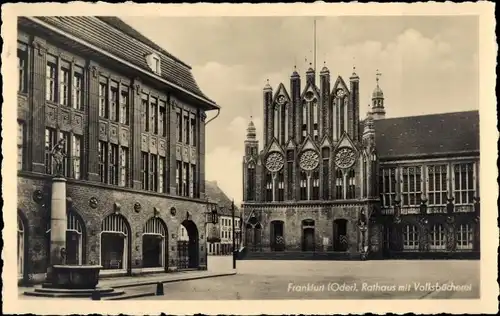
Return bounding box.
[243,203,369,253]
[18,173,208,277]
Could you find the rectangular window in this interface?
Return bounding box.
[430,224,446,250]
[403,225,419,250]
[17,42,28,93]
[183,114,189,144]
[453,163,475,205]
[183,162,189,197]
[59,131,70,177]
[59,61,70,106]
[380,168,397,207]
[190,164,195,198]
[45,128,57,174]
[46,55,57,102]
[72,135,82,180]
[153,56,161,73]
[401,166,422,206]
[99,78,108,118]
[176,111,182,142]
[141,94,149,132]
[335,169,343,199]
[98,141,108,183]
[150,97,158,134]
[190,116,196,146]
[72,66,84,110]
[176,160,182,195]
[159,157,166,193]
[159,101,167,137]
[141,152,149,190]
[150,154,158,192]
[119,147,129,187]
[17,121,25,170]
[428,165,448,206]
[109,82,119,122]
[109,144,119,185]
[119,87,129,125]
[456,224,473,250]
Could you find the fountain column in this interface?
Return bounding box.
[50,176,67,265]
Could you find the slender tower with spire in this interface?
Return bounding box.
[371,69,386,120]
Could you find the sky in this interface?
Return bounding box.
[120,16,479,205]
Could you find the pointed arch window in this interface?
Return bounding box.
[276,171,285,201]
[283,105,289,142]
[300,171,308,200]
[265,173,273,202]
[247,163,256,201]
[312,170,320,200]
[347,169,356,199]
[312,100,319,141]
[322,147,330,199]
[335,169,344,199]
[274,106,280,141]
[302,102,308,141]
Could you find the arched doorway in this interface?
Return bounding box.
[18,214,26,279]
[142,217,168,270]
[333,219,348,252]
[45,210,86,265]
[177,220,199,269]
[245,215,262,252]
[270,220,285,251]
[302,219,315,252]
[100,214,130,272]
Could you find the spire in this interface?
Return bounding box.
[363,104,375,138]
[313,18,317,72]
[350,64,359,80]
[372,69,384,99]
[291,65,300,78]
[246,116,257,140]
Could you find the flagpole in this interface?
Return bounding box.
[231,199,236,269]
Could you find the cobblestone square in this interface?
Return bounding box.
[136,256,479,300]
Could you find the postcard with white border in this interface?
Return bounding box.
[1,2,498,315]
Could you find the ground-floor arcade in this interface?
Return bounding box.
[17,175,208,285]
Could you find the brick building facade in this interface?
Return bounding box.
[241,65,480,260]
[16,16,219,284]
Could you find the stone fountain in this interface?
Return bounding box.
[24,139,124,299]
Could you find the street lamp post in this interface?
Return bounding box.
[231,200,236,269]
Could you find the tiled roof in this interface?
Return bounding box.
[205,181,241,217]
[373,110,479,159]
[32,16,216,107]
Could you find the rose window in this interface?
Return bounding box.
[334,147,356,169]
[265,152,284,172]
[299,150,319,171]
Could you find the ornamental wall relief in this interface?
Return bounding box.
[334,147,356,169]
[299,150,319,171]
[265,152,284,172]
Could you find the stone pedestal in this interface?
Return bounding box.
[50,177,67,266]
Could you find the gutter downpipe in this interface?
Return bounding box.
[205,108,220,125]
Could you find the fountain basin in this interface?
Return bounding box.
[44,265,102,289]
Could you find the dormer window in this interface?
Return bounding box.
[146,53,162,75]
